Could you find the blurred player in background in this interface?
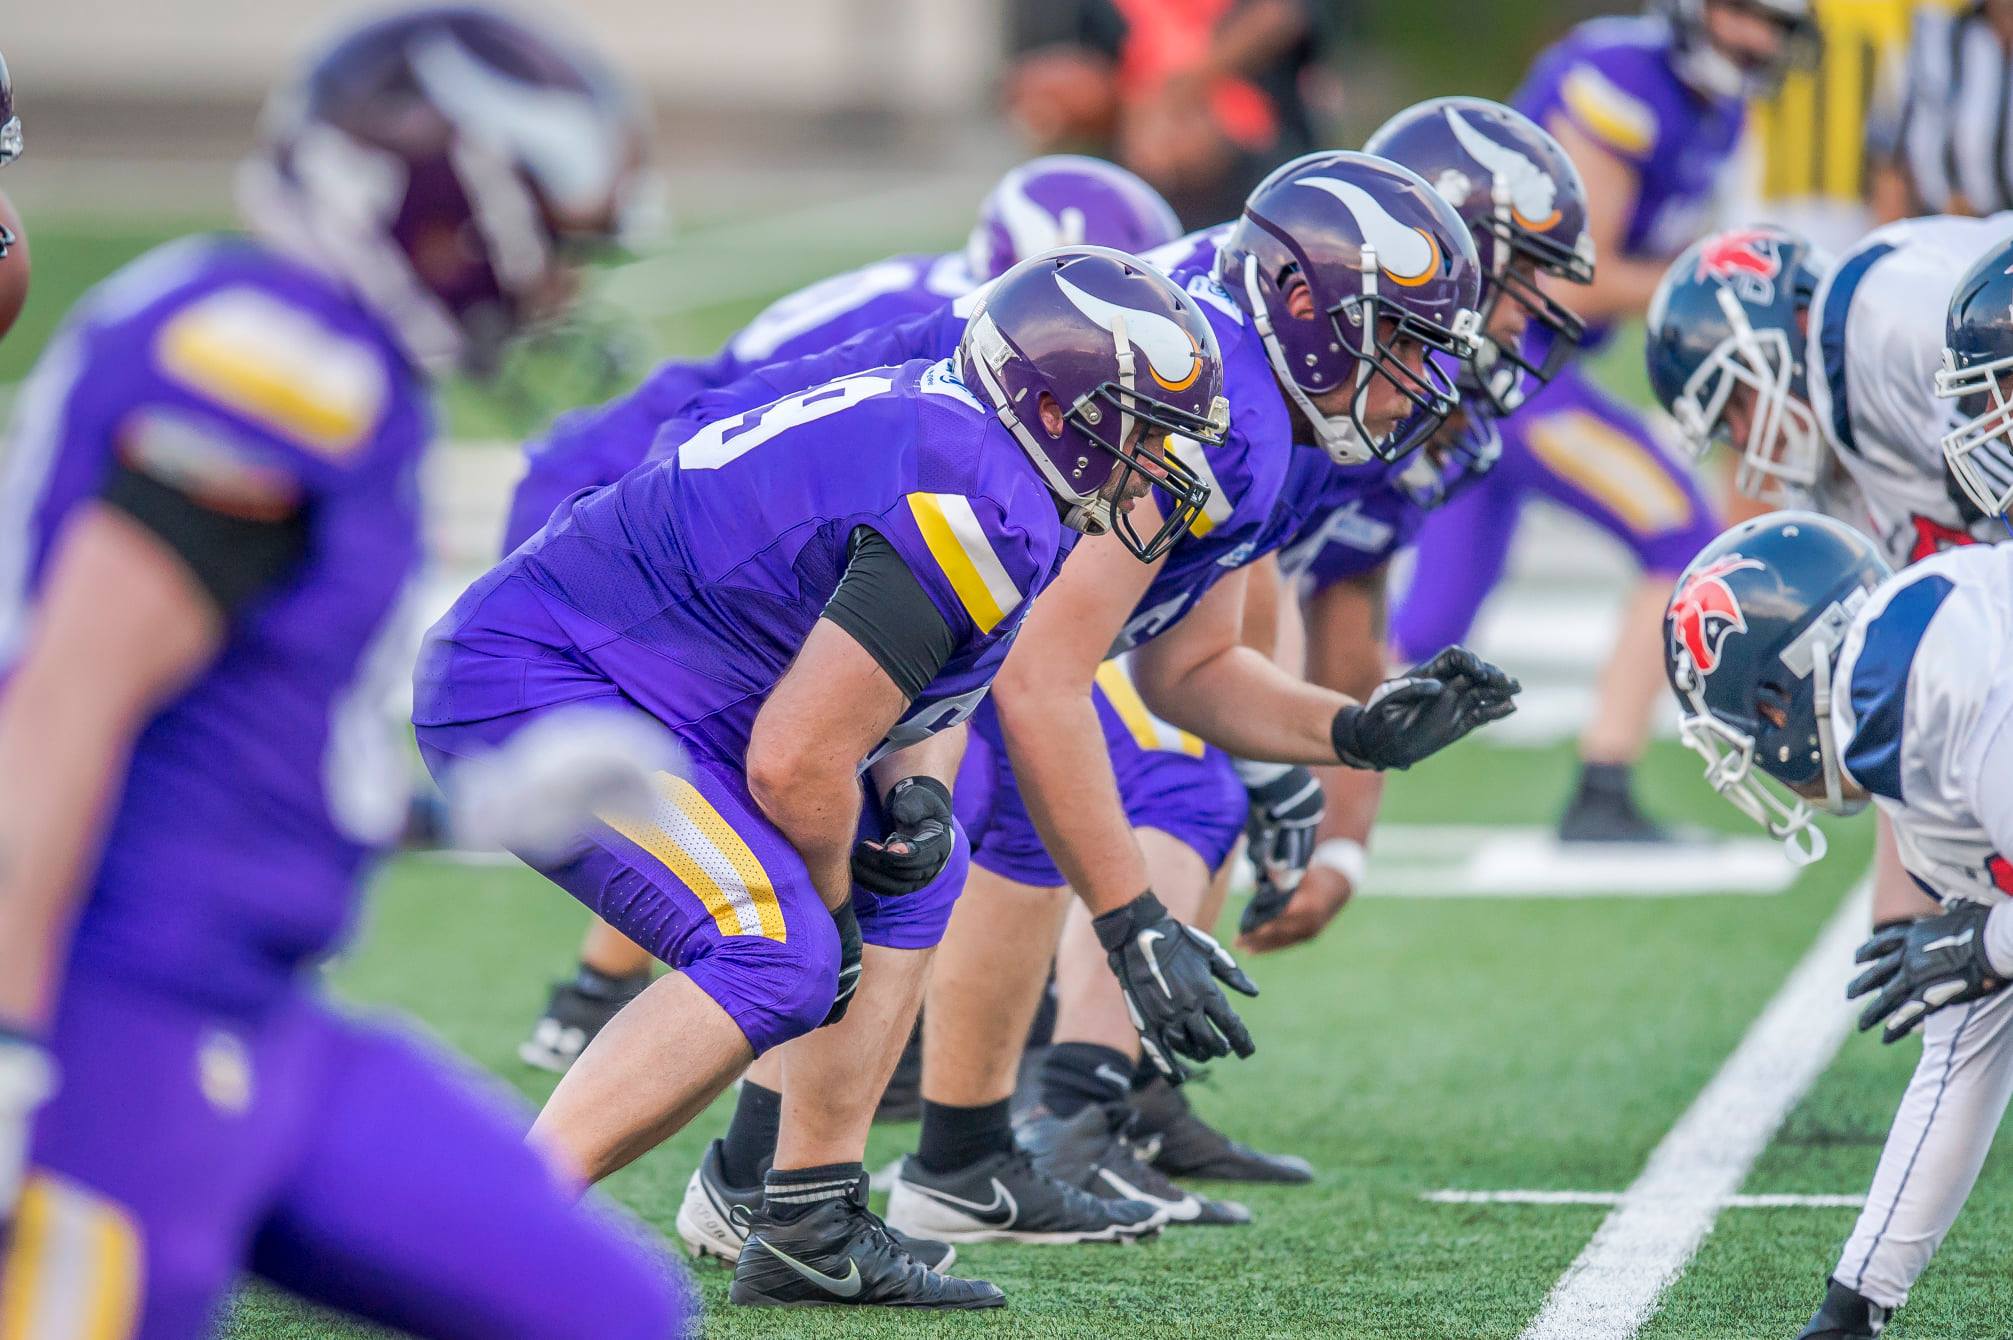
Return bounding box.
[1657,510,2013,1340]
[1885,0,2013,218]
[0,50,29,346]
[0,9,694,1337]
[1390,0,1814,845]
[1001,0,1337,226]
[507,155,1185,1077]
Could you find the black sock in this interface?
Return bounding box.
[719,1081,782,1188]
[1576,761,1633,799]
[915,1098,1014,1175]
[1040,1042,1135,1117]
[573,962,648,999]
[763,1162,863,1222]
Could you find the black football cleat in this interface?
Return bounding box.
[517,972,649,1073]
[1019,1103,1251,1226]
[1129,1075,1314,1184]
[1795,1278,1890,1339]
[884,1148,1163,1244]
[729,1180,1003,1309]
[676,1139,953,1271]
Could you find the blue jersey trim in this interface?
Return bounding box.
[1818,242,1896,459]
[1843,573,1954,802]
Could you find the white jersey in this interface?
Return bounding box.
[1803,213,2012,567]
[1831,544,2013,905]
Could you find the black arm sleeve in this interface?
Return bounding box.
[820,526,959,701]
[98,462,310,615]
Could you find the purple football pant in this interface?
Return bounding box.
[1389,365,1721,664]
[957,665,1247,889]
[417,707,968,1056]
[3,966,690,1340]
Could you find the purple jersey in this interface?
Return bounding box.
[0,236,428,1010]
[1515,15,1745,348]
[503,251,975,548]
[419,357,1068,770]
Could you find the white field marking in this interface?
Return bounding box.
[1515,877,1874,1340]
[1423,1190,1864,1209]
[1356,825,1798,899]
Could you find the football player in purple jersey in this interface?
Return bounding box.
[0,9,696,1338]
[508,154,1185,1072]
[414,249,1233,1307]
[1391,0,1814,845]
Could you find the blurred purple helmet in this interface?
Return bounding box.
[238,5,655,374]
[959,246,1229,562]
[1367,97,1595,414]
[1216,150,1483,465]
[0,52,20,165]
[966,156,1183,282]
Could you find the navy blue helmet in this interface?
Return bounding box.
[1664,511,1889,863]
[0,51,19,164]
[1645,226,1828,506]
[1935,236,2013,520]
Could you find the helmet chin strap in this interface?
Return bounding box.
[1808,633,1864,820]
[1242,254,1376,464]
[1673,651,1829,866]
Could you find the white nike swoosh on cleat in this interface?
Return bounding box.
[756,1240,864,1297]
[905,1177,1018,1227]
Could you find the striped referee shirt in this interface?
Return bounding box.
[1896,2,2013,213]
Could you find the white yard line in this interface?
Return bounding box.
[1515,877,1874,1340]
[1423,1189,1864,1209]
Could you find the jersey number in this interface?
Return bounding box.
[678,374,895,472]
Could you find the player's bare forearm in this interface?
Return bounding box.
[1543,117,1662,322]
[1302,569,1388,846]
[0,507,221,1027]
[867,723,966,798]
[995,684,1150,914]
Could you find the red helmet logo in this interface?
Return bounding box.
[1670,554,1765,675]
[1696,229,1785,303]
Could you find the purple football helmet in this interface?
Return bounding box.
[966,156,1183,283]
[238,5,655,374]
[1367,97,1594,415]
[1217,150,1483,465]
[959,246,1229,562]
[0,51,20,165]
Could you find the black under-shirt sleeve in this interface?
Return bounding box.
[98,462,310,615]
[821,526,959,700]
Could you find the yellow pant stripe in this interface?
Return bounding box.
[1524,410,1693,536]
[1094,661,1205,758]
[602,771,786,941]
[1,1176,143,1340]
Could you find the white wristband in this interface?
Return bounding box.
[1310,838,1368,891]
[1984,901,2013,978]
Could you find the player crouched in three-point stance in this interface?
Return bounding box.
[1661,511,2013,1339]
[414,248,1233,1308]
[0,9,694,1337]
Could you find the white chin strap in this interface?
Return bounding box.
[1936,347,2013,520]
[1242,255,1376,464]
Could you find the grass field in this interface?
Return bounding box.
[10,207,2007,1338]
[207,739,2013,1340]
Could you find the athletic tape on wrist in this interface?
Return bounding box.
[1310,838,1367,890]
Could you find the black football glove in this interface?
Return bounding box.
[852,776,956,895]
[1849,901,2006,1043]
[1240,762,1325,897]
[1094,892,1258,1083]
[821,898,864,1028]
[1330,646,1520,771]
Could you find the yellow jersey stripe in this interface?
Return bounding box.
[601,772,786,941]
[1561,65,1656,157]
[82,1196,140,1340]
[907,493,1022,634]
[1095,661,1206,758]
[1169,435,1232,538]
[156,289,387,456]
[1525,411,1692,535]
[0,1178,53,1340]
